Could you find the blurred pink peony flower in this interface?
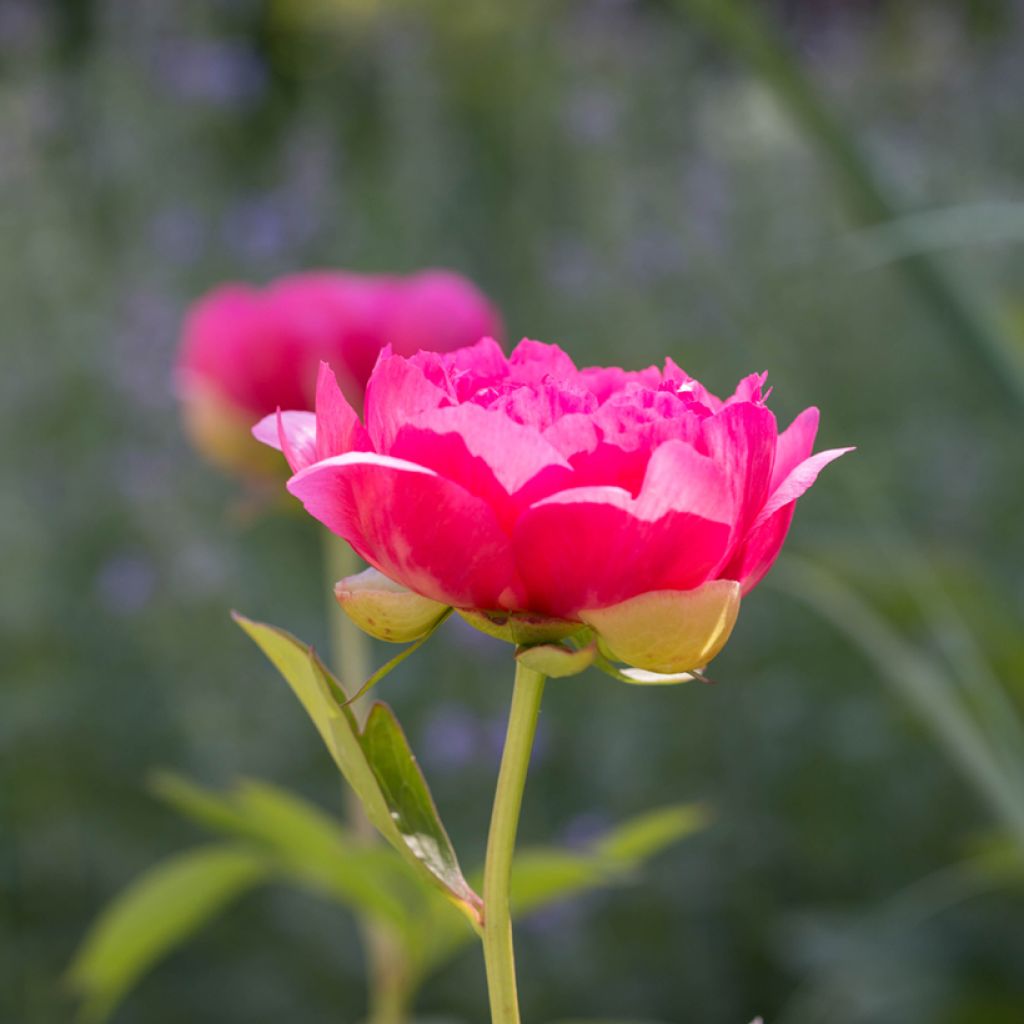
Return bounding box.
[256,338,850,671]
[176,270,501,476]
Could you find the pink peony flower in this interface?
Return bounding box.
[256,338,850,671]
[176,269,501,475]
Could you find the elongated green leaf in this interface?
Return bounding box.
[233,779,423,927]
[233,613,482,926]
[593,803,711,866]
[69,844,271,1023]
[508,850,607,917]
[150,771,255,838]
[359,702,482,917]
[422,802,711,972]
[153,772,425,930]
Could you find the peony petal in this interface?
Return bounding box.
[771,407,819,490]
[512,442,734,619]
[288,453,523,609]
[314,362,370,459]
[701,402,777,558]
[364,350,451,451]
[390,404,572,529]
[507,339,579,384]
[252,410,318,472]
[725,443,852,593]
[754,446,853,529]
[722,504,796,595]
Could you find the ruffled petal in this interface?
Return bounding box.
[701,402,777,559]
[507,339,579,384]
[512,441,733,619]
[314,362,370,459]
[252,410,317,472]
[288,452,523,609]
[364,350,451,451]
[754,446,853,529]
[389,404,573,529]
[771,406,819,490]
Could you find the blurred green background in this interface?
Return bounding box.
[4,0,1024,1021]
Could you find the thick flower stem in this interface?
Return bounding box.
[483,663,547,1024]
[322,532,412,1024]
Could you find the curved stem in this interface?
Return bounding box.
[483,663,547,1024]
[322,532,413,1024]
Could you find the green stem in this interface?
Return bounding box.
[483,663,547,1024]
[321,532,413,1024]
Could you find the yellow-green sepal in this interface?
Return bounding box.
[335,567,450,643]
[580,580,741,675]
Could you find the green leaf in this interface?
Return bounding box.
[358,703,481,918]
[68,844,271,1023]
[233,613,482,927]
[593,803,711,866]
[508,849,608,917]
[150,771,254,837]
[154,772,426,930]
[421,802,711,973]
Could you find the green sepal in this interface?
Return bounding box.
[515,639,597,678]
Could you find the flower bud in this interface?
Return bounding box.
[335,567,449,642]
[579,580,741,675]
[179,377,284,480]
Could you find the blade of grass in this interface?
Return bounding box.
[770,557,1024,852]
[673,0,1024,408]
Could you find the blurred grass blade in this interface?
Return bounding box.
[674,0,1024,409]
[68,844,271,1024]
[772,558,1024,851]
[233,613,483,926]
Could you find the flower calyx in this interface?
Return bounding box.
[579,580,741,677]
[457,608,584,647]
[335,567,450,643]
[515,637,597,679]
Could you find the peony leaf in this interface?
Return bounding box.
[358,701,483,921]
[420,802,711,972]
[592,803,712,865]
[68,844,271,1024]
[233,613,482,926]
[155,772,423,929]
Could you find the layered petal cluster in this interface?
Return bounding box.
[176,269,501,475]
[257,338,850,669]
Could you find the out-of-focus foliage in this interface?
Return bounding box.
[3,0,1024,1022]
[70,772,706,1022]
